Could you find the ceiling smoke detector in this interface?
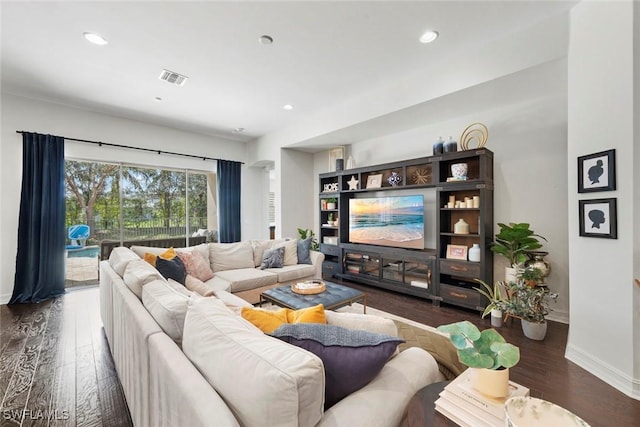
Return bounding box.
[159,69,188,86]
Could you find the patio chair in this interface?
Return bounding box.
[66,224,90,250]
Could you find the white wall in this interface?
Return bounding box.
[279,148,315,239]
[566,1,639,399]
[0,93,253,303]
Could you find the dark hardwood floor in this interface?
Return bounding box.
[1,281,638,427]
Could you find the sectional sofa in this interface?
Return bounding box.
[99,242,444,426]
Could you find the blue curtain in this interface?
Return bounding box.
[217,160,242,243]
[10,133,66,303]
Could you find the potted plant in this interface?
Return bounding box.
[500,275,558,340]
[437,321,519,398]
[490,222,547,281]
[325,198,337,210]
[519,266,544,288]
[473,279,506,328]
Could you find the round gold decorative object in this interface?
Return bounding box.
[413,168,431,185]
[291,280,326,295]
[459,123,489,150]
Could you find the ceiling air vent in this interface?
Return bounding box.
[159,69,188,86]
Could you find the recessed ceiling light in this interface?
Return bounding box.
[83,32,108,46]
[283,104,294,111]
[232,127,245,133]
[419,30,439,44]
[154,97,162,102]
[259,35,274,45]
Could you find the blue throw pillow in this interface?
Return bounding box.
[270,323,404,408]
[260,246,285,269]
[155,256,186,285]
[297,237,312,264]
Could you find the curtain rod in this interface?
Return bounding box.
[16,131,243,164]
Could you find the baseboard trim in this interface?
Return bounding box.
[565,343,640,400]
[546,309,569,324]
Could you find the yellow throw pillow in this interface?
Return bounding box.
[286,304,327,325]
[143,247,177,267]
[241,307,289,333]
[241,304,326,333]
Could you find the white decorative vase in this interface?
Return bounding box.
[521,320,548,341]
[453,218,469,234]
[472,367,510,399]
[491,309,503,328]
[468,243,481,262]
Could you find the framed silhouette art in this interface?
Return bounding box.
[577,149,616,193]
[579,198,617,239]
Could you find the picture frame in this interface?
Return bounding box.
[366,173,383,189]
[577,149,616,193]
[579,198,617,239]
[446,244,468,260]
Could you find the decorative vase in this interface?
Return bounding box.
[433,137,444,155]
[444,137,458,153]
[387,171,403,186]
[521,320,548,341]
[525,251,551,278]
[335,158,344,171]
[468,243,481,262]
[453,218,469,234]
[472,367,510,399]
[450,163,468,180]
[491,309,503,328]
[346,156,355,169]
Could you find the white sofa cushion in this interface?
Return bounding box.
[123,259,166,299]
[214,268,278,293]
[142,280,189,346]
[251,239,274,267]
[266,264,317,283]
[209,241,255,272]
[182,297,325,427]
[273,239,298,266]
[109,246,141,276]
[130,243,210,264]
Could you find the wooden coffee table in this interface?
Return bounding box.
[260,281,366,313]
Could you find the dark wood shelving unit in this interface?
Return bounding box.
[318,149,493,310]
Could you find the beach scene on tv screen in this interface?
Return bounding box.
[349,195,424,249]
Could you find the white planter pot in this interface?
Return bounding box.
[522,320,548,341]
[472,367,510,398]
[326,203,336,210]
[491,309,503,328]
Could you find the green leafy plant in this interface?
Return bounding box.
[519,266,544,288]
[490,222,547,267]
[473,279,506,319]
[500,279,558,323]
[437,321,520,369]
[325,197,338,204]
[297,228,319,251]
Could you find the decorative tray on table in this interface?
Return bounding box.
[291,280,326,295]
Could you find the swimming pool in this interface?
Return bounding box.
[66,245,100,258]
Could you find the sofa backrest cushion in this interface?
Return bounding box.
[270,323,404,409]
[131,243,210,265]
[123,259,166,299]
[209,241,254,272]
[109,246,141,277]
[250,240,273,267]
[142,280,189,346]
[272,239,298,266]
[182,297,325,427]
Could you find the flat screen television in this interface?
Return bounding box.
[349,195,424,249]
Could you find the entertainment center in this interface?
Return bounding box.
[319,149,493,311]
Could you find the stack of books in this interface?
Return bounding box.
[435,368,530,427]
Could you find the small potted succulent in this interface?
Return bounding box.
[437,321,519,398]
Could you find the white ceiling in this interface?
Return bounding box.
[1,1,577,144]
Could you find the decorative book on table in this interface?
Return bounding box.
[434,368,530,427]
